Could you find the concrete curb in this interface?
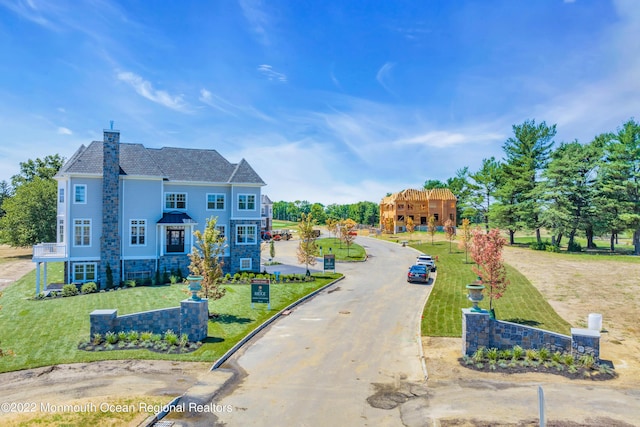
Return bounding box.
[211,275,345,370]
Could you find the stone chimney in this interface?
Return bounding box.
[100,127,121,289]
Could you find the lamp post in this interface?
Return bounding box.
[186,275,203,301]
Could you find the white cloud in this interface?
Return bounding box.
[238,0,271,46]
[199,88,237,116]
[57,127,72,135]
[395,131,504,148]
[117,71,188,112]
[376,62,396,95]
[257,64,287,83]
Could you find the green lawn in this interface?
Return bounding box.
[316,237,366,261]
[0,263,341,373]
[271,220,298,230]
[415,242,571,337]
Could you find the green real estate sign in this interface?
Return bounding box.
[324,254,335,271]
[251,279,270,305]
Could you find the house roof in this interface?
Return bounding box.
[57,140,266,185]
[381,188,457,204]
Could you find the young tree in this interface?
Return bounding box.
[458,218,473,262]
[269,239,276,260]
[339,218,357,257]
[188,216,227,303]
[470,228,510,313]
[444,219,456,253]
[427,215,437,245]
[297,213,319,275]
[326,218,338,238]
[406,216,415,242]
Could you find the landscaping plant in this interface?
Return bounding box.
[188,215,227,302]
[471,228,510,314]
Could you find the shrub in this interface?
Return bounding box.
[578,354,596,369]
[151,333,163,343]
[567,241,582,252]
[92,333,103,345]
[538,347,551,362]
[117,331,128,342]
[164,330,179,346]
[106,263,114,289]
[126,330,139,342]
[140,331,153,342]
[545,244,560,253]
[179,333,189,347]
[125,279,137,288]
[62,284,79,297]
[81,282,98,294]
[170,275,179,285]
[105,331,118,344]
[512,345,524,360]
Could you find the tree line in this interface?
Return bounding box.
[272,200,379,227]
[428,118,640,254]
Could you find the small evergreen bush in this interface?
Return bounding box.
[81,282,98,294]
[62,284,79,297]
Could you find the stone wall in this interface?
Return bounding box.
[229,219,261,272]
[462,309,600,360]
[100,129,121,289]
[90,299,208,342]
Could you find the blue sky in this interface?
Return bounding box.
[0,0,638,205]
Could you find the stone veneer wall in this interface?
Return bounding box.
[159,254,191,277]
[462,309,600,360]
[229,219,262,272]
[100,129,121,289]
[90,299,208,342]
[123,259,156,281]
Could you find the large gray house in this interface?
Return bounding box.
[32,128,266,292]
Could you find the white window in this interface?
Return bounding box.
[130,219,146,246]
[74,185,86,204]
[165,192,187,209]
[73,262,96,282]
[240,258,252,271]
[236,224,257,244]
[58,188,65,203]
[207,194,225,210]
[58,219,64,243]
[216,225,226,239]
[73,219,91,246]
[238,194,256,210]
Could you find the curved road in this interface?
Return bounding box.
[169,236,432,426]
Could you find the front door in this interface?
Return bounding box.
[166,228,185,253]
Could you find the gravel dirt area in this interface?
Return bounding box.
[1,242,640,426]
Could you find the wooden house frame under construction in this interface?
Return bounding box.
[379,188,457,233]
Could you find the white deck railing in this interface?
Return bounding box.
[32,243,67,259]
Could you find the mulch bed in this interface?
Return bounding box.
[458,358,617,381]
